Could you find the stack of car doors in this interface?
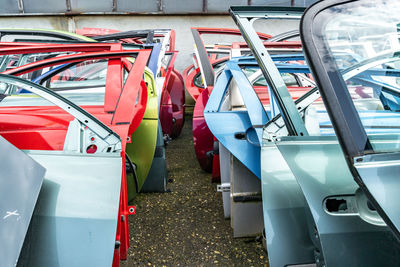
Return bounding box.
[184,28,272,176]
[204,54,314,237]
[76,27,185,140]
[0,28,181,196]
[188,22,312,239]
[204,3,400,267]
[187,27,305,181]
[75,28,186,192]
[0,32,159,266]
[74,28,170,193]
[183,27,272,102]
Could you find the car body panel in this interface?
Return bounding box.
[162,52,185,138]
[227,6,315,266]
[191,25,303,173]
[193,86,214,172]
[89,30,185,139]
[140,120,168,193]
[276,136,400,266]
[126,68,159,199]
[218,143,231,218]
[0,137,45,267]
[203,57,311,177]
[18,151,122,267]
[2,49,150,139]
[204,62,267,178]
[261,141,314,266]
[354,151,400,235]
[262,108,400,267]
[204,56,313,237]
[300,0,400,250]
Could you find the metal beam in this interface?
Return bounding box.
[158,0,163,12]
[112,0,117,12]
[17,0,24,13]
[66,0,71,12]
[202,0,208,13]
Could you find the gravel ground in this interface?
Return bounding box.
[121,115,268,267]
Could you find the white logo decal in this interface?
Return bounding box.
[3,210,19,219]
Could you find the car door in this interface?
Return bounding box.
[0,135,45,267]
[301,0,400,241]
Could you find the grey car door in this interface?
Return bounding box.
[0,136,45,267]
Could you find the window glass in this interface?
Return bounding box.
[241,65,311,89]
[193,61,227,88]
[241,64,337,136]
[158,53,172,78]
[21,59,111,106]
[319,0,400,151]
[0,55,22,71]
[45,60,108,91]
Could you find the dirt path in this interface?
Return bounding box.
[122,115,268,266]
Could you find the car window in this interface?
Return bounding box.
[242,67,300,87]
[43,60,108,91]
[193,61,227,88]
[0,79,75,151]
[317,0,400,152]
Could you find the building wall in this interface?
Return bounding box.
[0,0,317,15]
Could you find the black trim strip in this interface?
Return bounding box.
[92,30,154,43]
[0,29,89,42]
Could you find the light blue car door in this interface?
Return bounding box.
[300,0,400,265]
